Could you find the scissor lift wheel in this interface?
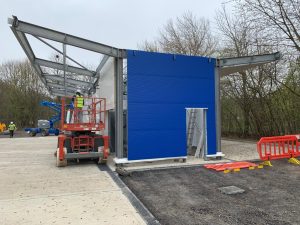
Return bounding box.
[98,158,107,164]
[94,137,107,164]
[56,147,67,167]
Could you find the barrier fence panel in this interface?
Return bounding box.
[285,134,300,157]
[257,135,299,160]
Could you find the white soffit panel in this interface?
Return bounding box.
[97,57,115,110]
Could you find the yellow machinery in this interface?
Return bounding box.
[0,123,6,132]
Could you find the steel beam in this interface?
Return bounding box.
[95,55,110,75]
[50,88,74,96]
[218,52,281,76]
[89,55,110,94]
[35,58,95,76]
[219,52,281,67]
[8,16,127,58]
[63,43,67,95]
[214,66,221,155]
[47,81,90,92]
[10,28,50,90]
[50,81,78,89]
[47,82,84,92]
[50,86,77,93]
[115,57,124,158]
[44,75,92,87]
[51,92,73,97]
[220,64,267,76]
[33,35,88,70]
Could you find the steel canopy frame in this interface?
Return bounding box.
[10,29,50,90]
[9,27,95,95]
[8,16,126,58]
[212,52,282,155]
[8,16,126,97]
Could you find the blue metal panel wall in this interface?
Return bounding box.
[127,50,216,160]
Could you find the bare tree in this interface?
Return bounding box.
[139,12,217,56]
[216,6,283,137]
[139,40,160,52]
[236,0,300,55]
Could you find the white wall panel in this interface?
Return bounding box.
[96,57,115,110]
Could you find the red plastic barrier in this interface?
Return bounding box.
[204,161,258,171]
[285,134,300,157]
[257,135,300,161]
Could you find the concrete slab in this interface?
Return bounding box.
[0,137,145,225]
[218,186,245,195]
[108,139,258,171]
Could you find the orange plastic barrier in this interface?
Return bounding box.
[257,135,300,161]
[286,135,300,157]
[204,161,258,171]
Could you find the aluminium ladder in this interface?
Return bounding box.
[187,109,197,151]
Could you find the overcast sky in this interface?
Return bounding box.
[1,0,232,66]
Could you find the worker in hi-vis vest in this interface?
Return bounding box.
[72,90,84,123]
[8,121,16,138]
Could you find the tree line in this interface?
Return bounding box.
[140,0,300,139]
[0,60,54,128]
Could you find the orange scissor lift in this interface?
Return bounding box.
[56,97,109,167]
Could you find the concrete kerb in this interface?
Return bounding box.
[97,164,160,225]
[109,158,233,173]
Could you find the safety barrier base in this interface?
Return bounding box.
[288,157,300,165]
[260,160,273,167]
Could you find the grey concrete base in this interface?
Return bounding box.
[0,137,145,225]
[218,186,245,195]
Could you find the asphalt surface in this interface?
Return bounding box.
[122,160,300,225]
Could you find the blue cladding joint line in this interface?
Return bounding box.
[126,50,217,160]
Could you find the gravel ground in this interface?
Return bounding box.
[122,160,300,225]
[222,139,259,161]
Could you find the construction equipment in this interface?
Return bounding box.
[0,123,6,133]
[24,101,65,137]
[56,97,109,167]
